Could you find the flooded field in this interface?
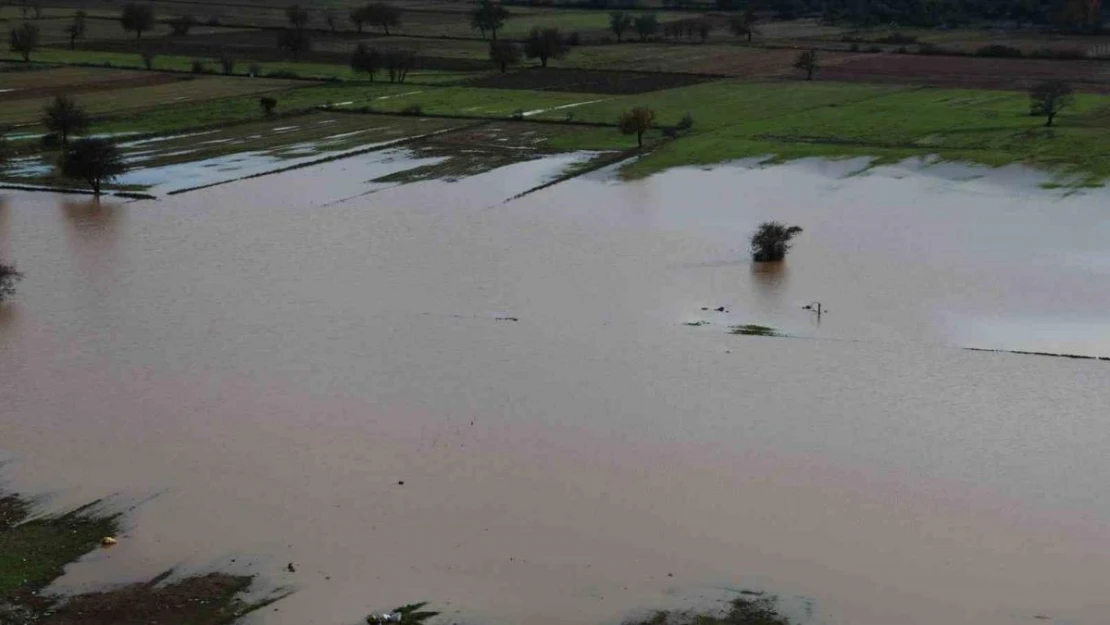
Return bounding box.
[2,157,1110,625]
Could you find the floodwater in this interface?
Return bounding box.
[2,157,1110,625]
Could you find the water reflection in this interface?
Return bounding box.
[749,260,788,298]
[0,196,9,253]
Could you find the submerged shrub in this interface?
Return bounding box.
[750,221,803,262]
[0,261,23,302]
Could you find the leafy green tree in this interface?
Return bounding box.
[489,40,521,72]
[618,106,655,148]
[1029,80,1074,127]
[750,222,803,262]
[350,43,382,81]
[61,138,128,196]
[609,11,633,42]
[524,26,568,67]
[793,49,818,80]
[471,0,509,40]
[120,3,155,41]
[65,10,86,49]
[9,22,40,61]
[633,13,659,41]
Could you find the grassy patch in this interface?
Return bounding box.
[730,324,781,337]
[0,491,284,625]
[0,494,119,598]
[629,596,792,625]
[542,80,1110,186]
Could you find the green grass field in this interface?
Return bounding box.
[546,80,1110,184]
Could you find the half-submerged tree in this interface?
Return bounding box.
[524,26,568,68]
[471,0,509,40]
[609,11,633,42]
[0,262,22,303]
[65,10,86,49]
[750,221,803,262]
[618,106,655,148]
[350,43,382,81]
[9,22,40,61]
[42,95,90,147]
[120,3,155,41]
[1030,80,1074,127]
[793,49,818,80]
[60,138,128,196]
[489,40,521,73]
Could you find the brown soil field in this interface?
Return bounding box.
[563,43,809,76]
[0,74,301,125]
[819,53,1110,92]
[466,67,717,94]
[78,29,493,70]
[0,67,183,99]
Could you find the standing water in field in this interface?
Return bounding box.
[2,156,1110,625]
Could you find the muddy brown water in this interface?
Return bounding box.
[2,156,1110,625]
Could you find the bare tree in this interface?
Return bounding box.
[489,40,521,72]
[260,96,278,116]
[9,22,40,61]
[634,13,659,41]
[368,2,401,35]
[793,49,818,80]
[350,5,370,32]
[350,43,382,81]
[285,4,310,30]
[277,28,311,60]
[219,51,235,74]
[618,106,655,148]
[120,3,155,41]
[65,10,86,49]
[524,26,569,67]
[471,0,509,40]
[609,11,633,42]
[382,48,415,83]
[1029,80,1074,127]
[169,15,197,35]
[729,5,757,42]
